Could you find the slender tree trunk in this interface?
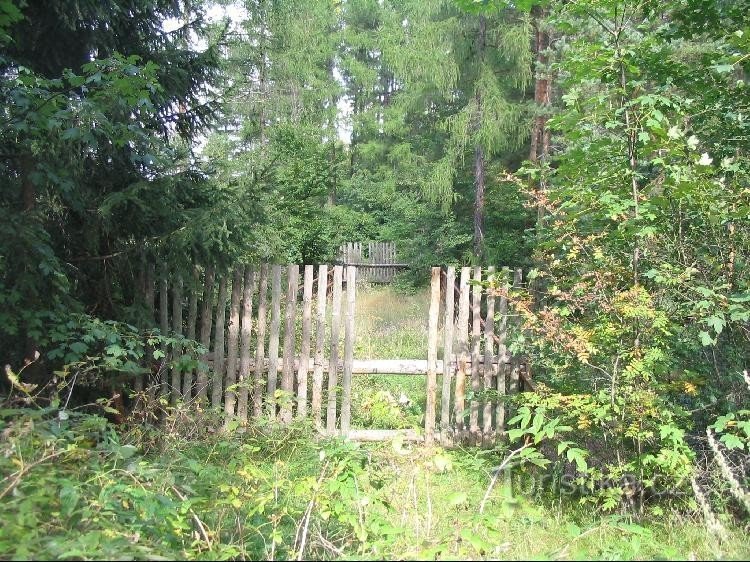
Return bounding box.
[473,15,487,261]
[529,5,551,231]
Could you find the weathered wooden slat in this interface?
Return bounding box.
[296,265,314,418]
[223,267,243,421]
[280,265,299,424]
[237,266,255,422]
[196,267,214,403]
[470,267,482,440]
[170,274,183,405]
[326,265,344,433]
[253,264,269,418]
[266,265,283,417]
[425,267,441,444]
[340,266,356,435]
[509,268,523,400]
[496,269,509,433]
[211,275,229,409]
[483,266,496,438]
[441,266,455,435]
[311,264,328,428]
[159,266,169,396]
[137,262,155,396]
[183,267,199,399]
[455,267,470,434]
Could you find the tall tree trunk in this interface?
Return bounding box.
[473,15,487,261]
[529,5,551,231]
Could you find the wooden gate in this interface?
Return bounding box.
[136,263,530,443]
[339,241,407,283]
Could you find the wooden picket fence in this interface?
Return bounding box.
[423,266,532,446]
[133,262,531,444]
[338,241,407,283]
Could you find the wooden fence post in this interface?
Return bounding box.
[224,267,243,423]
[425,267,441,445]
[159,265,169,397]
[483,266,496,441]
[441,266,455,439]
[455,267,471,437]
[312,264,328,428]
[297,265,314,419]
[170,274,183,405]
[211,275,229,410]
[280,264,299,424]
[253,264,269,418]
[196,267,214,404]
[340,266,357,435]
[267,265,282,418]
[183,267,199,400]
[326,265,344,433]
[496,268,509,434]
[470,267,482,441]
[237,266,255,422]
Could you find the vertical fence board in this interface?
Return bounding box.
[326,265,344,433]
[509,268,523,400]
[470,267,482,440]
[280,265,299,424]
[183,267,199,399]
[441,266,455,435]
[211,276,229,409]
[159,267,169,396]
[483,266,496,439]
[196,267,214,403]
[267,265,283,417]
[496,269,509,433]
[237,266,255,422]
[253,265,269,418]
[170,274,183,405]
[137,263,155,396]
[341,266,357,435]
[297,265,314,418]
[455,267,471,435]
[224,267,243,421]
[425,267,441,444]
[312,264,328,428]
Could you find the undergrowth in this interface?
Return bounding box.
[2,403,749,560]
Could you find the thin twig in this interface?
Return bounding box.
[171,485,213,548]
[0,450,65,500]
[479,442,532,514]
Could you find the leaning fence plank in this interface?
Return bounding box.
[196,267,214,403]
[224,267,243,422]
[496,269,509,432]
[170,274,183,405]
[280,265,299,424]
[326,265,344,433]
[455,267,471,435]
[237,266,255,422]
[137,263,155,397]
[297,265,314,418]
[159,266,169,396]
[441,266,455,436]
[253,265,269,417]
[211,275,229,410]
[425,267,441,445]
[483,266,496,438]
[183,267,199,399]
[341,266,356,435]
[266,265,282,417]
[312,264,328,428]
[470,267,482,440]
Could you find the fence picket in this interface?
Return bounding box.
[253,265,269,417]
[237,266,255,422]
[297,265,314,418]
[326,265,344,433]
[280,265,299,424]
[312,265,328,428]
[267,265,282,417]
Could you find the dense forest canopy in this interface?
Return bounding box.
[1,0,750,558]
